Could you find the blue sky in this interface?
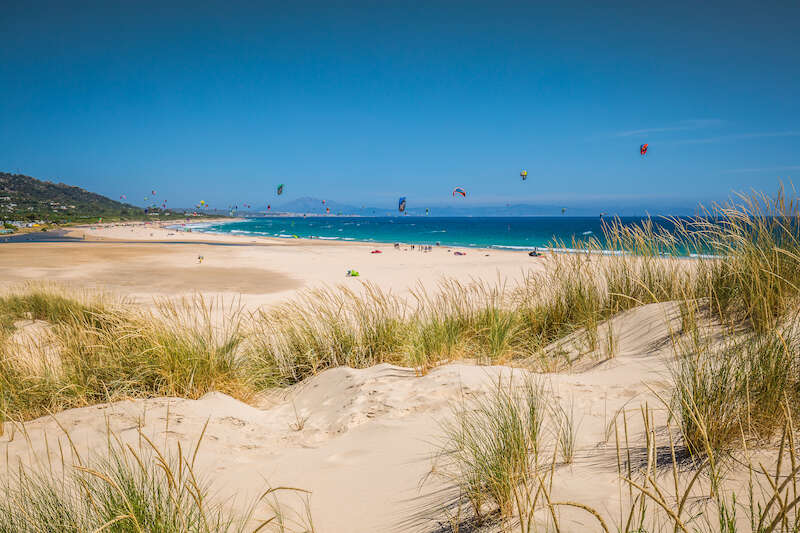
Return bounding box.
[1,0,798,210]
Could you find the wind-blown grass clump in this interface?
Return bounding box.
[673,320,800,455]
[432,375,587,531]
[691,188,800,332]
[1,295,251,423]
[0,424,307,533]
[432,384,800,533]
[612,406,800,533]
[247,283,410,387]
[0,283,113,334]
[648,187,800,454]
[601,218,695,309]
[56,297,249,403]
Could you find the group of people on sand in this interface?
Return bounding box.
[393,243,435,253]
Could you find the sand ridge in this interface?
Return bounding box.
[0,224,725,531]
[1,303,683,532]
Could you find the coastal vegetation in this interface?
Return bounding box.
[0,421,311,533]
[0,172,145,223]
[0,172,217,226]
[3,188,800,530]
[434,377,800,533]
[3,189,800,421]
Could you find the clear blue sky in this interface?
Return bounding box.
[1,1,798,210]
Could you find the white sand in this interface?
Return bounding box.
[1,302,683,531]
[0,220,548,310]
[0,223,766,531]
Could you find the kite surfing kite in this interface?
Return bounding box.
[453,187,466,197]
[520,169,528,181]
[326,207,330,214]
[277,184,284,195]
[151,190,156,196]
[640,144,648,157]
[561,207,566,215]
[398,197,407,213]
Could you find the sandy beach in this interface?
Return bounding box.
[0,217,789,532]
[1,220,547,308]
[4,1,794,529]
[2,221,632,532]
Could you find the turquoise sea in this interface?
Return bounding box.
[188,216,685,252]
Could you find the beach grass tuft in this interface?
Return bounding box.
[0,423,311,533]
[1,295,252,422]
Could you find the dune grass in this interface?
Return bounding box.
[2,190,798,419]
[3,187,800,454]
[1,292,251,423]
[244,250,687,386]
[432,375,580,529]
[0,423,311,533]
[0,283,113,335]
[671,318,800,456]
[613,406,800,533]
[422,188,800,531]
[693,188,800,333]
[246,283,411,388]
[434,380,800,533]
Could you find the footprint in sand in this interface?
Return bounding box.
[218,416,247,427]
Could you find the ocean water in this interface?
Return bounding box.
[188,216,682,251]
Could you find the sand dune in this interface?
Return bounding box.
[2,222,783,532]
[1,302,683,532]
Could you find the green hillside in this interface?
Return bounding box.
[0,172,145,222]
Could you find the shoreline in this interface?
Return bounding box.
[4,218,712,259]
[181,218,712,258]
[61,218,515,254]
[0,219,550,309]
